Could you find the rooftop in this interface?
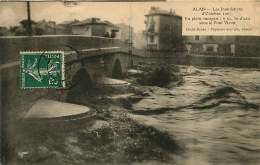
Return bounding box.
[145,7,182,18]
[59,19,80,26]
[72,18,118,29]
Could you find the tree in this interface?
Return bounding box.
[34,27,44,35]
[19,19,36,30]
[11,19,45,36]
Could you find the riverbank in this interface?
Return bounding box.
[13,106,182,165]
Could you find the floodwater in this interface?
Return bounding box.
[10,66,260,165]
[131,66,260,165]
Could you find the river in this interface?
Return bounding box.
[130,66,260,165]
[10,66,260,165]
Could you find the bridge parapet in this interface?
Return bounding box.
[64,47,122,64]
[0,35,126,65]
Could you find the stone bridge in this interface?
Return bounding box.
[64,46,132,86]
[0,35,141,86]
[0,35,148,163]
[0,35,146,124]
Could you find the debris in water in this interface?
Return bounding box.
[136,64,182,87]
[192,86,259,110]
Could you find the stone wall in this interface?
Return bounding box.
[0,35,125,64]
[145,52,260,68]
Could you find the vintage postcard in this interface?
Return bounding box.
[0,1,260,165]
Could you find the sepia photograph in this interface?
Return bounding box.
[0,1,260,165]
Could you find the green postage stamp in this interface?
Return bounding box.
[21,51,65,89]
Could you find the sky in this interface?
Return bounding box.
[0,2,176,32]
[0,1,260,35]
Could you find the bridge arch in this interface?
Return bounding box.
[111,58,123,79]
[66,68,93,102]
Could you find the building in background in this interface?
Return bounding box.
[234,36,260,57]
[184,36,260,57]
[36,20,56,35]
[116,23,134,43]
[71,18,119,38]
[144,7,182,51]
[184,36,236,55]
[133,30,147,49]
[56,19,80,35]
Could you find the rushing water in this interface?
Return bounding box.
[10,66,260,165]
[131,66,260,165]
